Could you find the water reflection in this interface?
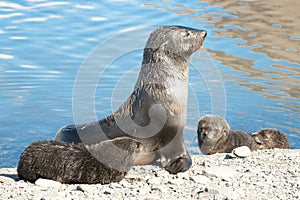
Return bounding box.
[206,49,300,101]
[198,0,300,64]
[144,0,299,63]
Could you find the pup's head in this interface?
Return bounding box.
[197,115,230,155]
[252,129,290,149]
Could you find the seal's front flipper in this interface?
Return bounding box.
[159,131,192,174]
[164,155,192,174]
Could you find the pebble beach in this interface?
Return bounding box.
[1,148,299,200]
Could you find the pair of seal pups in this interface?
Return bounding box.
[17,137,141,184]
[197,115,289,155]
[197,115,257,154]
[55,26,207,174]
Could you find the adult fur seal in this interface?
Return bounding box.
[252,128,290,149]
[17,137,142,184]
[197,115,257,155]
[55,26,207,174]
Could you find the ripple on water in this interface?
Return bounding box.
[27,0,47,2]
[238,2,249,6]
[91,17,107,21]
[45,70,61,74]
[248,33,256,38]
[0,1,70,10]
[290,36,300,41]
[0,53,13,59]
[272,45,281,50]
[13,15,62,23]
[272,23,282,29]
[285,48,297,53]
[74,5,95,10]
[5,26,17,29]
[0,13,23,19]
[9,36,28,40]
[20,64,40,69]
[223,25,249,31]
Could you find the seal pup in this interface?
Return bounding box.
[55,26,207,174]
[17,137,142,184]
[251,128,290,149]
[197,115,257,155]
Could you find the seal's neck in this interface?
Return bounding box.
[135,48,190,88]
[142,48,189,65]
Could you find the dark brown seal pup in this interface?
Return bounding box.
[197,115,257,155]
[55,26,207,174]
[17,137,142,184]
[251,128,290,149]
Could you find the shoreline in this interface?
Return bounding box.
[1,149,299,200]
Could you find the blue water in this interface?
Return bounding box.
[0,0,299,168]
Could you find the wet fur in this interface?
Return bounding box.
[252,129,290,149]
[17,137,141,184]
[208,130,258,154]
[197,115,257,155]
[55,26,207,174]
[197,115,290,155]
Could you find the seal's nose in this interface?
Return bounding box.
[201,30,207,38]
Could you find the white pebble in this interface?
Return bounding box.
[35,178,62,188]
[155,169,170,177]
[119,179,130,187]
[168,176,185,185]
[69,190,84,196]
[41,191,67,200]
[232,146,252,158]
[0,175,16,183]
[77,185,98,194]
[203,166,238,180]
[138,185,151,195]
[146,177,161,185]
[192,175,211,184]
[176,172,190,180]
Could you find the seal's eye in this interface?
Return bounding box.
[199,127,208,139]
[198,128,203,134]
[202,131,207,139]
[135,142,141,150]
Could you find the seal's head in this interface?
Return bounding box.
[252,129,290,149]
[197,115,230,155]
[143,26,207,65]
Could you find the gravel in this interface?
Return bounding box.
[1,149,299,200]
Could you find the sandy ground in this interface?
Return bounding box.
[1,148,299,200]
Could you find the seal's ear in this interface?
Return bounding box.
[133,140,143,153]
[222,127,228,137]
[225,121,230,130]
